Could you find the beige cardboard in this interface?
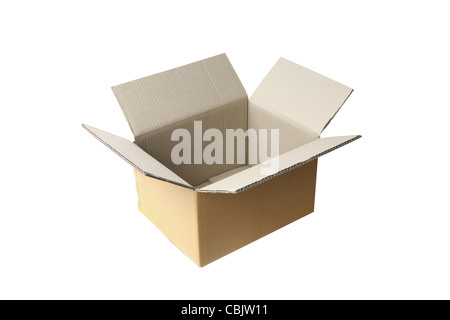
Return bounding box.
[250,58,353,135]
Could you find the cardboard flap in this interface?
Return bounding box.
[112,53,248,137]
[249,58,353,135]
[198,135,361,193]
[82,124,193,189]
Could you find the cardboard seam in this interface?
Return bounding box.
[201,60,224,104]
[194,192,202,266]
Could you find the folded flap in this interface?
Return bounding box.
[249,58,353,135]
[198,135,361,193]
[112,53,248,137]
[82,124,193,189]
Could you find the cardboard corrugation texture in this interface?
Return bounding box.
[112,54,247,137]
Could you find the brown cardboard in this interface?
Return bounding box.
[134,160,317,267]
[83,53,360,266]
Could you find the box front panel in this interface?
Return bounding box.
[196,160,318,266]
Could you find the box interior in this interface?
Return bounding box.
[83,53,360,193]
[133,103,319,187]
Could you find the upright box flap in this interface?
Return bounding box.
[198,135,361,193]
[112,53,248,138]
[249,58,353,135]
[82,124,193,189]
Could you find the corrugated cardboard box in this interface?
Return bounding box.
[83,54,360,267]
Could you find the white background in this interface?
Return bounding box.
[1,1,449,300]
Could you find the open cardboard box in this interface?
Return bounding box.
[83,54,360,267]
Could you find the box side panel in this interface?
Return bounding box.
[196,160,318,267]
[134,170,200,265]
[248,101,317,157]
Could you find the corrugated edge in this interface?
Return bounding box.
[198,135,361,194]
[82,124,195,190]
